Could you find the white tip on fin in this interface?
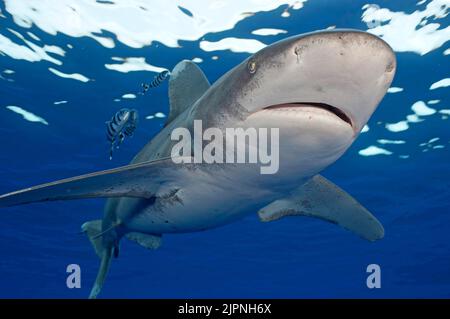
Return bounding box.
[167,60,210,125]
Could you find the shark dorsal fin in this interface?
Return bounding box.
[167,60,210,125]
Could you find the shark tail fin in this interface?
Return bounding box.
[81,220,114,299]
[89,247,113,299]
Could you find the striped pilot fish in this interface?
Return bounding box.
[106,108,139,160]
[141,70,170,94]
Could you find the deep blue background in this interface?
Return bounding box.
[0,0,449,298]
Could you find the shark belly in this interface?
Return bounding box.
[121,166,284,234]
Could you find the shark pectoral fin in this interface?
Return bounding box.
[0,157,188,208]
[258,175,384,241]
[126,232,162,250]
[167,60,210,125]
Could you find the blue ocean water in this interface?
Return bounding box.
[0,0,449,298]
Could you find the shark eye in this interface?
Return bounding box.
[247,59,257,74]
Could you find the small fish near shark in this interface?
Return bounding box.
[141,70,170,95]
[106,108,139,160]
[0,29,396,298]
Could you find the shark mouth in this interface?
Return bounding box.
[263,102,353,127]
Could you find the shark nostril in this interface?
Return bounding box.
[385,60,395,72]
[294,47,300,63]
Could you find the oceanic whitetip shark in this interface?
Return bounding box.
[0,30,396,298]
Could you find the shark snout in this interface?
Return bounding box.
[288,30,397,133]
[242,30,396,135]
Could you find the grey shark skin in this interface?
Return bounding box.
[0,30,396,298]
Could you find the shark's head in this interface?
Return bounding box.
[201,29,396,177]
[238,30,395,131]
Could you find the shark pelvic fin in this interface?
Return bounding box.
[126,232,162,250]
[258,175,384,241]
[81,220,105,258]
[167,60,210,125]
